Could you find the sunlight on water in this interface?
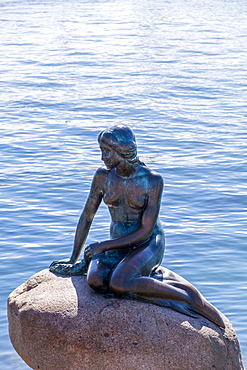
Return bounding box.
[1,0,247,368]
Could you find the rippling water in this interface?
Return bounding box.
[1,0,247,368]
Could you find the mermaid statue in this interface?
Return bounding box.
[50,125,224,328]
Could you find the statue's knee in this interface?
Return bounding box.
[87,273,106,293]
[109,274,129,295]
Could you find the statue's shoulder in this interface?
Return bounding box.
[138,165,163,184]
[92,167,109,186]
[95,166,109,176]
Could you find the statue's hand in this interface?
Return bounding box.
[49,259,88,276]
[84,242,103,260]
[49,258,73,268]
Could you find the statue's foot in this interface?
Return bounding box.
[49,260,88,276]
[188,299,225,329]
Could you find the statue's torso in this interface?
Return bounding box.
[101,165,163,239]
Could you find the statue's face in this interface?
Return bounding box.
[100,143,122,170]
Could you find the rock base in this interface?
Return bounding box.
[8,269,244,370]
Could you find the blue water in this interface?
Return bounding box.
[1,0,246,368]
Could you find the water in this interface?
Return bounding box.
[1,0,246,368]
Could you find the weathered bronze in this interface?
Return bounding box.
[50,125,225,328]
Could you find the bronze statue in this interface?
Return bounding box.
[50,125,224,328]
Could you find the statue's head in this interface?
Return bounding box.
[98,125,141,165]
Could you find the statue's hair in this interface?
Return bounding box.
[98,125,144,166]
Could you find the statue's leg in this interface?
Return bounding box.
[150,266,225,327]
[151,266,191,284]
[86,254,113,293]
[108,236,225,328]
[108,233,192,302]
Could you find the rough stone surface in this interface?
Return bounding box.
[8,269,244,370]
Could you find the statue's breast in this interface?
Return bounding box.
[103,175,148,211]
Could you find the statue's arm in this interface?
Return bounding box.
[50,168,105,266]
[69,169,105,263]
[85,174,163,259]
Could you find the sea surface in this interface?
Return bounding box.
[0,0,246,368]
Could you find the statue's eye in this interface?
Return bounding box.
[100,146,111,155]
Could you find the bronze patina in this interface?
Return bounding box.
[50,125,224,328]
